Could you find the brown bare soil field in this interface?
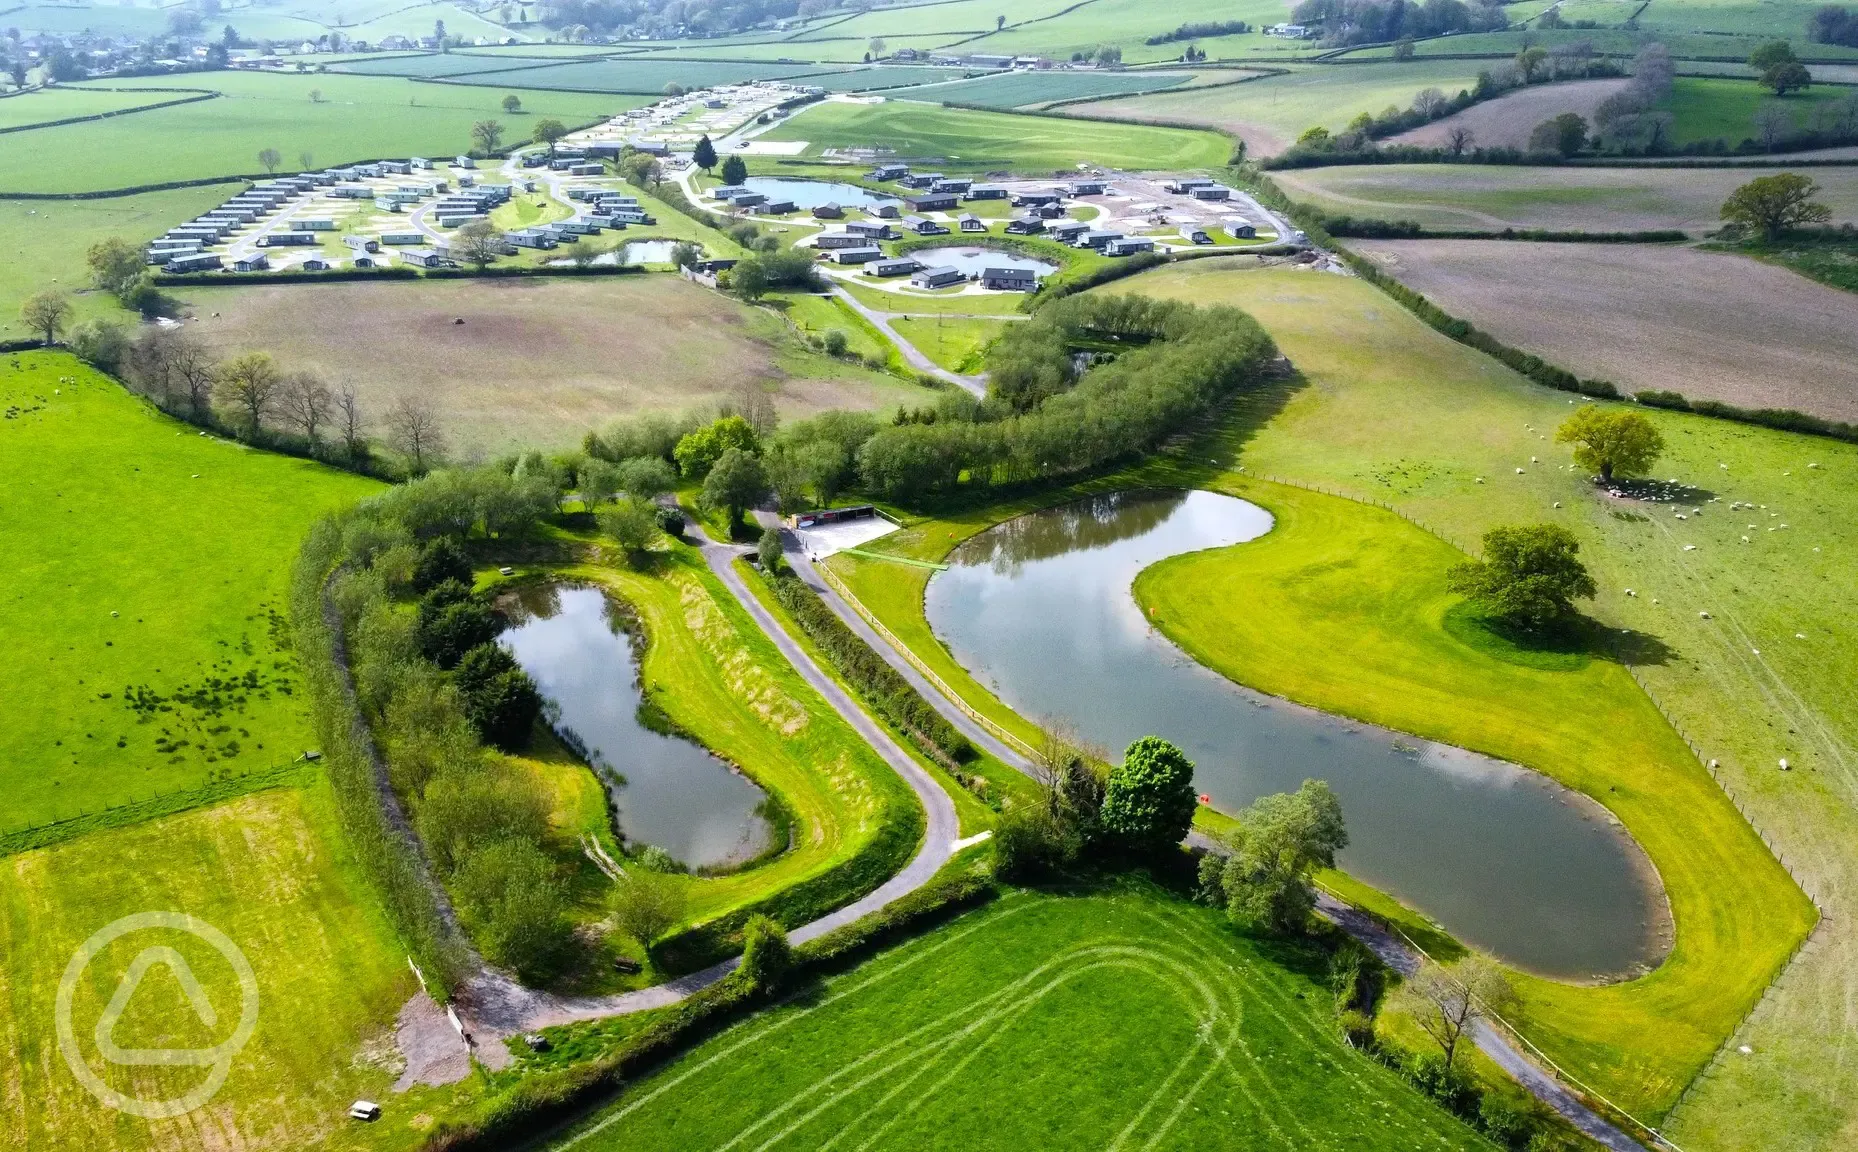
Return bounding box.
[1351,239,1858,420]
[178,276,933,457]
[1274,163,1858,231]
[1391,78,1631,150]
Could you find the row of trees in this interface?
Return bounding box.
[1290,0,1511,48]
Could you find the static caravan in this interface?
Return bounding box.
[909,265,965,289]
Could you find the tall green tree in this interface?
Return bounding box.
[692,133,718,172]
[720,153,748,185]
[1720,171,1832,238]
[86,237,145,297]
[1555,405,1664,481]
[532,118,568,155]
[701,447,769,529]
[1448,524,1597,630]
[501,93,522,113]
[1750,41,1811,95]
[675,414,760,477]
[20,289,71,345]
[471,118,504,155]
[1205,780,1346,934]
[1099,736,1197,855]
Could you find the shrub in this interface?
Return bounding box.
[1100,736,1198,855]
[453,837,573,981]
[413,536,473,593]
[738,914,792,991]
[418,596,500,670]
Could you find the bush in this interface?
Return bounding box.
[1100,736,1198,856]
[1404,1050,1478,1115]
[418,595,500,670]
[413,536,473,593]
[1478,1094,1535,1148]
[453,837,573,981]
[737,914,792,991]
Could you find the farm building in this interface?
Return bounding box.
[867,257,922,277]
[911,265,966,289]
[959,214,986,233]
[966,185,1008,201]
[1224,221,1257,239]
[981,267,1039,292]
[1004,217,1046,235]
[905,193,959,212]
[903,215,949,235]
[833,246,886,264]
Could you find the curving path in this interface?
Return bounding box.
[829,286,988,396]
[444,528,961,1051]
[782,516,1650,1151]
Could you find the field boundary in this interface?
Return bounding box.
[0,758,313,856]
[0,89,219,136]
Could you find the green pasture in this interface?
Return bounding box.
[430,58,854,94]
[1117,258,1858,1144]
[784,0,1079,41]
[838,279,1031,316]
[6,2,326,40]
[0,782,417,1151]
[756,99,1231,171]
[0,86,195,130]
[546,888,1493,1152]
[767,291,896,362]
[892,68,1198,108]
[344,0,516,44]
[890,315,1006,372]
[1657,76,1852,146]
[329,52,555,79]
[0,353,378,837]
[806,65,978,91]
[0,74,640,193]
[1065,61,1488,154]
[951,0,1303,66]
[0,184,237,336]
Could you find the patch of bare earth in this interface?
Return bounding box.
[179,276,908,457]
[1392,78,1631,150]
[1352,240,1858,421]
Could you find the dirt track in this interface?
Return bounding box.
[1353,240,1858,421]
[1391,78,1632,150]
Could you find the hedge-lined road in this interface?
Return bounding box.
[450,527,961,1052]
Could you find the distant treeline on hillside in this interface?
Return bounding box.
[1145,20,1254,45]
[1291,0,1510,47]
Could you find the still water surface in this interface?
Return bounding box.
[910,246,1058,277]
[741,176,901,209]
[500,585,773,870]
[924,490,1666,978]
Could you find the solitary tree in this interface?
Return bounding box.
[1751,40,1812,95]
[720,153,748,185]
[1207,780,1347,934]
[1412,86,1448,119]
[1556,405,1665,481]
[1392,957,1518,1070]
[501,92,522,114]
[610,868,686,950]
[1515,45,1547,82]
[1753,102,1794,150]
[1721,171,1831,238]
[1448,523,1598,630]
[692,133,718,172]
[996,14,1006,31]
[620,151,658,186]
[86,237,145,298]
[1446,124,1475,156]
[471,119,504,156]
[670,240,703,270]
[335,382,366,460]
[20,289,71,345]
[868,36,886,58]
[388,393,445,474]
[1099,736,1197,856]
[1528,111,1588,156]
[701,447,768,529]
[308,88,322,103]
[298,149,315,170]
[452,219,504,270]
[597,497,659,554]
[729,255,769,300]
[1393,35,1416,61]
[257,147,281,173]
[532,117,568,156]
[214,350,281,437]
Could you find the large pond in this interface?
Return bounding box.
[499,585,774,871]
[740,176,901,210]
[923,490,1668,979]
[910,246,1058,277]
[545,240,684,267]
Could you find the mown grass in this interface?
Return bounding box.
[0,781,420,1151]
[0,85,195,129]
[0,352,378,837]
[544,887,1495,1152]
[755,98,1231,172]
[1133,475,1811,1121]
[0,73,644,193]
[1119,258,1858,1146]
[0,183,239,337]
[889,315,1006,373]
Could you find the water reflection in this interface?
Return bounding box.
[499,585,773,871]
[925,490,1666,978]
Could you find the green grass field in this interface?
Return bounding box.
[1115,259,1858,1146]
[757,99,1231,172]
[0,183,238,337]
[0,352,378,837]
[0,73,642,193]
[890,69,1197,108]
[1065,62,1489,155]
[890,315,1006,372]
[545,888,1494,1152]
[1657,76,1852,146]
[0,781,418,1151]
[428,58,854,93]
[0,86,199,129]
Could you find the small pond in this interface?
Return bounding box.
[499,585,774,871]
[909,246,1058,277]
[545,240,684,267]
[923,489,1668,979]
[739,176,901,210]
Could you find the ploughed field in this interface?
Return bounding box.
[1351,239,1858,422]
[1388,78,1632,151]
[177,276,938,456]
[546,890,1493,1152]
